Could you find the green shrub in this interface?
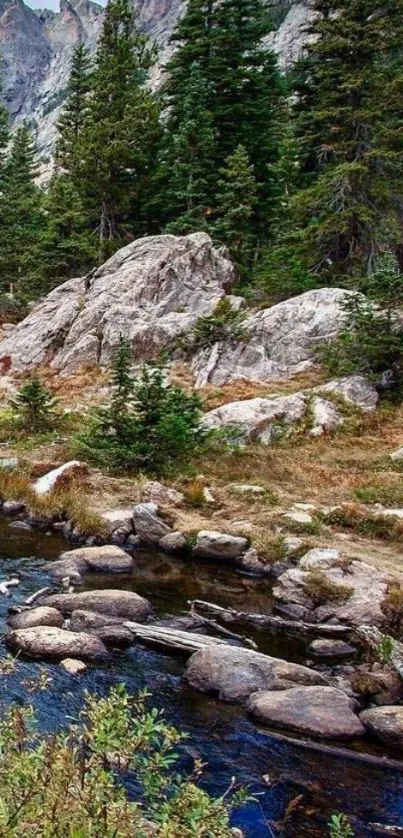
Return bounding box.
[0,685,243,836]
[180,298,245,354]
[328,813,354,838]
[354,484,403,507]
[322,504,403,542]
[76,338,211,475]
[9,377,59,433]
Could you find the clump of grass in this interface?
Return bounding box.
[250,531,288,564]
[280,516,322,536]
[354,484,403,508]
[0,469,31,502]
[381,583,403,637]
[350,672,381,698]
[304,569,353,607]
[183,479,207,508]
[321,503,403,542]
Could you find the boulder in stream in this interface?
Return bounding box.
[6,626,109,661]
[184,646,327,702]
[132,503,172,544]
[192,531,249,562]
[360,706,403,748]
[47,545,135,583]
[41,589,152,621]
[60,658,88,675]
[69,609,134,646]
[8,606,64,630]
[247,686,365,739]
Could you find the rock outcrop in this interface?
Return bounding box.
[247,686,365,739]
[0,233,235,374]
[360,706,403,748]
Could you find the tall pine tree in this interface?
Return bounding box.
[289,0,403,279]
[213,145,258,277]
[55,43,92,183]
[82,0,161,256]
[0,124,44,298]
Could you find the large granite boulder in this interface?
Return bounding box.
[6,626,109,661]
[47,545,135,583]
[184,646,327,702]
[41,590,152,621]
[0,234,235,374]
[192,288,354,387]
[192,531,249,561]
[8,606,64,630]
[248,686,365,739]
[360,706,403,748]
[203,376,378,442]
[132,503,172,544]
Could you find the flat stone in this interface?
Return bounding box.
[41,589,152,622]
[299,548,341,570]
[8,520,32,531]
[184,646,327,703]
[308,639,357,658]
[6,626,109,661]
[283,511,312,525]
[60,658,88,675]
[8,606,64,630]
[229,484,267,495]
[192,530,249,561]
[360,706,403,748]
[47,545,134,583]
[141,481,184,507]
[390,447,403,462]
[3,501,25,515]
[132,503,172,544]
[317,375,378,413]
[248,686,365,739]
[68,609,134,647]
[283,537,304,557]
[100,508,134,533]
[159,531,187,553]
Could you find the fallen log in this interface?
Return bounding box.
[190,600,352,638]
[0,579,19,597]
[24,586,51,606]
[123,622,242,655]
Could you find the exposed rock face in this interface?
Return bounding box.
[192,288,354,387]
[1,0,307,159]
[247,686,365,739]
[203,376,378,442]
[41,589,152,621]
[184,646,327,702]
[0,233,234,374]
[360,706,403,748]
[6,625,109,661]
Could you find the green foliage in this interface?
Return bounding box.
[77,337,210,474]
[182,298,245,354]
[55,43,92,183]
[213,145,259,277]
[0,685,242,836]
[374,634,395,665]
[320,291,403,396]
[328,813,354,838]
[9,377,59,433]
[287,0,403,280]
[354,484,403,508]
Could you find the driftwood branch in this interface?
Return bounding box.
[190,600,352,637]
[0,579,19,597]
[123,622,240,655]
[24,586,51,606]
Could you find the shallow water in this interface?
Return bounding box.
[0,518,402,837]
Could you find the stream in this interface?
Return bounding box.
[0,518,402,837]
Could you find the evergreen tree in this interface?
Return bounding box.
[82,0,161,257]
[163,0,285,243]
[0,124,44,297]
[9,377,58,432]
[55,43,92,182]
[160,62,217,233]
[0,74,9,197]
[213,145,258,277]
[289,0,403,279]
[34,175,96,292]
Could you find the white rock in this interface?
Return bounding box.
[100,508,133,533]
[33,461,85,495]
[283,511,313,525]
[316,375,378,412]
[299,548,341,570]
[310,396,342,437]
[390,447,403,462]
[229,484,266,496]
[141,481,184,507]
[60,658,88,675]
[193,288,354,387]
[192,530,248,561]
[203,393,307,443]
[0,234,235,374]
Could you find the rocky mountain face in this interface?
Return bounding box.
[0,0,310,159]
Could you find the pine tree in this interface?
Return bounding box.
[289,0,403,279]
[0,124,44,298]
[55,43,92,182]
[0,75,9,196]
[163,0,285,243]
[214,145,258,276]
[34,175,96,293]
[160,62,217,233]
[82,0,161,257]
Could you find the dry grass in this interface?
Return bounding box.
[304,569,354,606]
[199,368,327,412]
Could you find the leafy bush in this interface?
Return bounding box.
[77,338,211,475]
[180,298,245,354]
[354,484,403,507]
[304,569,353,607]
[328,813,354,838]
[9,377,59,433]
[0,685,243,836]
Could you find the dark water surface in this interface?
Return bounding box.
[0,519,402,837]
